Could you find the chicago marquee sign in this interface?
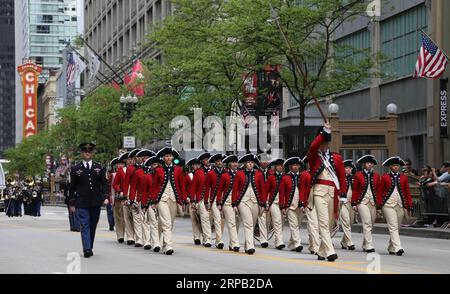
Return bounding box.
[17,60,42,138]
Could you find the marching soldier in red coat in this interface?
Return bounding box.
[205,153,227,249]
[265,158,285,250]
[109,157,126,244]
[193,152,212,247]
[232,154,266,255]
[352,155,382,253]
[279,157,311,252]
[307,122,346,262]
[113,151,136,245]
[256,153,274,248]
[340,160,356,250]
[378,157,413,256]
[184,158,203,246]
[146,147,187,255]
[127,149,153,248]
[141,156,162,252]
[216,154,240,252]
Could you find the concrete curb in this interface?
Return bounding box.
[351,224,450,240]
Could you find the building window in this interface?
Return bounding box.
[381,4,428,80]
[335,28,371,88]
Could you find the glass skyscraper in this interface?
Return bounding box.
[28,0,79,83]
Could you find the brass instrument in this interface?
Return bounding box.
[24,176,35,187]
[6,175,16,186]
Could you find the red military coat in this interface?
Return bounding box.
[184,173,195,202]
[129,165,145,202]
[205,168,226,204]
[140,172,153,206]
[265,172,284,207]
[216,171,238,206]
[377,173,413,210]
[279,172,311,209]
[231,169,266,207]
[351,171,382,206]
[149,165,186,206]
[193,168,208,204]
[307,127,346,218]
[123,164,136,197]
[113,166,127,193]
[260,168,275,182]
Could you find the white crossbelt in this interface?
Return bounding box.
[318,153,340,190]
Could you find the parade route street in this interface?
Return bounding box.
[0,206,449,274]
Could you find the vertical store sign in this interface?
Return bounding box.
[441,79,448,138]
[17,60,42,138]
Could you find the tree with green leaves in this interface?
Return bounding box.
[137,0,379,154]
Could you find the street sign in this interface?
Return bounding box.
[123,136,136,149]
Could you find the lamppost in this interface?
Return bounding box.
[120,94,139,121]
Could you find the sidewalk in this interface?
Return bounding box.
[351,223,450,240]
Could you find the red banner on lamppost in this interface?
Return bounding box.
[17,60,42,138]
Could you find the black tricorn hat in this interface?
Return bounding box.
[118,152,129,163]
[344,159,356,170]
[238,154,257,164]
[284,157,303,167]
[223,154,239,164]
[209,153,226,163]
[136,149,156,158]
[357,155,378,165]
[110,157,119,167]
[269,158,285,166]
[383,156,406,167]
[302,156,308,164]
[156,147,180,159]
[128,149,141,158]
[186,158,200,166]
[197,152,212,162]
[144,156,162,167]
[79,143,96,152]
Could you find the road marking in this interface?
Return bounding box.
[432,249,450,254]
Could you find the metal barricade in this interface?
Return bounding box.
[419,185,450,228]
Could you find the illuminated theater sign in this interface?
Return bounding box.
[17,60,42,138]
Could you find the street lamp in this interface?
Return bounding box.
[120,94,139,121]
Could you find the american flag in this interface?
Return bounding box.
[414,32,449,79]
[66,52,76,87]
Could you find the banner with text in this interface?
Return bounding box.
[17,60,42,138]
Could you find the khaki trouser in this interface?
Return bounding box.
[306,206,320,253]
[222,204,240,249]
[358,202,377,250]
[113,202,125,240]
[287,208,305,250]
[382,205,405,253]
[197,201,212,244]
[258,211,269,244]
[314,184,336,258]
[339,202,354,247]
[122,205,135,242]
[131,203,146,245]
[157,198,179,252]
[143,207,160,248]
[238,200,259,251]
[269,203,284,247]
[188,205,202,241]
[211,202,224,246]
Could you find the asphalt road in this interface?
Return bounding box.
[0,206,449,274]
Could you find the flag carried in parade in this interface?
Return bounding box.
[67,51,86,88]
[86,47,100,81]
[414,32,449,79]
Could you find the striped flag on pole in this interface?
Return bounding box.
[414,32,449,79]
[66,52,76,87]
